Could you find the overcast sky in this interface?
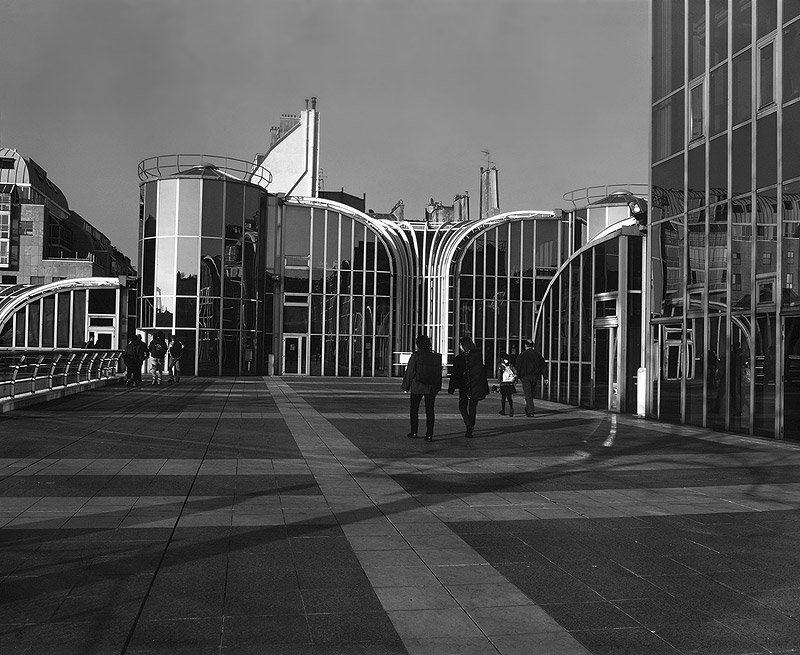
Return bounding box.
[0,0,649,258]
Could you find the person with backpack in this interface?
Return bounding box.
[515,339,548,417]
[401,334,443,442]
[148,331,168,386]
[124,334,148,387]
[448,336,490,438]
[496,353,518,416]
[167,334,184,384]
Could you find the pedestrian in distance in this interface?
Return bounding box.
[123,334,148,387]
[448,336,490,438]
[148,331,168,386]
[167,334,184,384]
[496,353,518,416]
[515,339,548,417]
[401,334,443,442]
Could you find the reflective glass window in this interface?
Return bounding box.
[689,0,706,80]
[201,181,224,238]
[653,0,684,99]
[710,135,728,192]
[176,238,199,295]
[688,210,706,286]
[72,290,86,347]
[652,157,685,219]
[155,237,176,298]
[688,145,706,203]
[710,64,728,136]
[143,183,157,238]
[757,0,777,38]
[784,102,800,180]
[785,22,800,103]
[758,42,775,108]
[178,179,201,236]
[57,292,70,347]
[157,180,177,236]
[756,113,777,189]
[732,0,753,53]
[175,297,197,328]
[653,92,685,161]
[710,0,728,66]
[732,49,753,124]
[42,295,55,347]
[285,206,311,257]
[27,300,39,347]
[535,221,558,268]
[732,124,753,195]
[787,2,800,23]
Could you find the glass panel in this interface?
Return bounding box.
[142,239,155,295]
[729,322,751,433]
[685,316,705,426]
[688,210,706,288]
[156,180,177,237]
[753,313,775,436]
[201,180,224,238]
[42,295,55,348]
[285,206,311,257]
[688,144,705,205]
[689,0,706,80]
[176,238,199,296]
[784,101,800,180]
[177,179,201,236]
[732,0,753,53]
[72,290,86,347]
[176,297,197,328]
[56,292,70,348]
[732,49,752,124]
[758,42,774,108]
[756,113,777,189]
[708,315,727,430]
[173,330,196,377]
[655,219,685,316]
[652,157,684,219]
[156,297,174,329]
[710,0,728,67]
[732,124,752,195]
[89,289,116,314]
[143,182,157,238]
[652,93,685,161]
[27,300,39,347]
[595,241,619,293]
[221,331,239,375]
[710,64,727,136]
[658,323,683,421]
[757,0,776,38]
[310,334,322,376]
[155,237,176,298]
[787,2,800,23]
[709,205,729,309]
[731,197,753,310]
[283,305,309,333]
[785,21,800,103]
[15,310,25,347]
[653,0,684,99]
[710,136,728,193]
[782,181,800,309]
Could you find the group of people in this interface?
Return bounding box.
[123,331,183,387]
[401,336,548,441]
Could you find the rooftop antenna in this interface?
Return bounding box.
[481,150,494,168]
[317,167,326,192]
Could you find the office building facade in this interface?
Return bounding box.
[650,0,800,438]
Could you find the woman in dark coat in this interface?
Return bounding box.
[401,334,443,441]
[447,336,490,438]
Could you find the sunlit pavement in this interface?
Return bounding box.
[2,377,800,654]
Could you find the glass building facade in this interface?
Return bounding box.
[651,0,800,439]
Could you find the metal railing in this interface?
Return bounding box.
[137,154,273,188]
[0,349,123,401]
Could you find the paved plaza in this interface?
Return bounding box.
[2,377,800,654]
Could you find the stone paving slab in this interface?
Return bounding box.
[3,377,800,653]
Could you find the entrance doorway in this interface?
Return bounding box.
[283,335,307,375]
[594,325,618,411]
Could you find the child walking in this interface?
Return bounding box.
[497,353,518,416]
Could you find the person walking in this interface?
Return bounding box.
[448,336,490,438]
[167,334,184,384]
[123,334,148,387]
[496,353,518,416]
[515,339,548,417]
[401,334,442,442]
[148,331,168,386]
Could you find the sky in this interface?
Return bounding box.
[0,0,650,259]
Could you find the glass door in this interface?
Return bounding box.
[283,335,307,375]
[593,325,618,411]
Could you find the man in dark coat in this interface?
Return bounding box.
[401,334,443,441]
[124,334,149,387]
[447,336,490,438]
[515,339,548,417]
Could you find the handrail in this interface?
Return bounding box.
[0,348,123,401]
[137,154,273,187]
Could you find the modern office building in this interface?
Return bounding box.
[0,147,136,349]
[650,0,800,439]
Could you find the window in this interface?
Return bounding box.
[0,241,8,267]
[30,276,46,284]
[690,82,705,140]
[19,221,34,236]
[788,251,795,264]
[787,273,795,288]
[733,272,742,290]
[758,41,775,108]
[0,213,9,239]
[763,252,773,265]
[1,275,16,284]
[733,251,742,264]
